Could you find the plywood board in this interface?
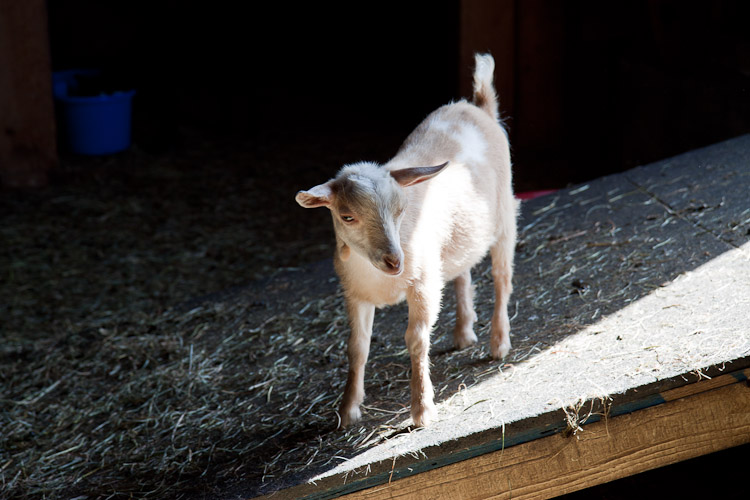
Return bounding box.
[341,372,750,500]
[242,135,750,499]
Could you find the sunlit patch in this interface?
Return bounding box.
[430,119,488,165]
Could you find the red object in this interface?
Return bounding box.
[515,189,557,200]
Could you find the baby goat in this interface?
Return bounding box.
[296,53,517,427]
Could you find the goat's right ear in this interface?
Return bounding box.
[296,182,334,208]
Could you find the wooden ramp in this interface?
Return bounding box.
[245,135,750,500]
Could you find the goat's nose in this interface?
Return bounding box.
[383,254,402,274]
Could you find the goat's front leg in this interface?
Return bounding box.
[405,280,442,427]
[339,299,375,427]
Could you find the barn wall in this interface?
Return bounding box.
[40,0,750,191]
[0,0,57,188]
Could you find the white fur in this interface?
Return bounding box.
[428,119,488,165]
[296,53,517,427]
[472,53,498,120]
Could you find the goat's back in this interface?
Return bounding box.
[387,101,514,281]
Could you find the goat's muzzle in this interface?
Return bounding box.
[382,254,403,275]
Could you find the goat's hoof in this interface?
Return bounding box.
[411,401,437,427]
[491,337,511,360]
[454,328,478,350]
[339,405,362,428]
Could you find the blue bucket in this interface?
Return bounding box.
[53,70,135,155]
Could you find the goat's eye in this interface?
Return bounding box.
[341,215,355,223]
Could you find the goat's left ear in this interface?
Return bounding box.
[296,181,334,208]
[390,162,449,187]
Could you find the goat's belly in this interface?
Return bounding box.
[441,221,497,280]
[442,246,492,281]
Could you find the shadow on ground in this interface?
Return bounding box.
[1,134,748,499]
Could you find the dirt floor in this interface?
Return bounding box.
[2,131,749,499]
[1,130,396,499]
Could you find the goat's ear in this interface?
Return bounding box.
[390,162,449,187]
[296,182,334,208]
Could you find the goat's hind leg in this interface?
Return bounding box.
[453,269,478,349]
[489,236,514,360]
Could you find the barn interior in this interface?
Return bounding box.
[1,1,749,499]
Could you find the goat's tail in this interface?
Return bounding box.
[471,53,499,120]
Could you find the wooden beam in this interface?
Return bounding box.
[341,373,750,500]
[459,0,515,118]
[459,0,568,191]
[0,0,57,188]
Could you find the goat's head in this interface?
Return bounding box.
[296,161,449,276]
